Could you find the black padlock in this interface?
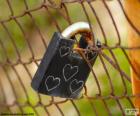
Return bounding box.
[31,22,100,98]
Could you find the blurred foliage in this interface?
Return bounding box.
[0,0,132,116]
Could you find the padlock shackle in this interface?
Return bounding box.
[62,22,91,39]
[62,22,95,47]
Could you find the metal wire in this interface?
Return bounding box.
[0,0,140,115]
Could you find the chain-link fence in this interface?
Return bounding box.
[0,0,140,115]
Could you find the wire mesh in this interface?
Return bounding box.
[0,0,140,115]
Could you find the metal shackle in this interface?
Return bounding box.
[61,22,95,47]
[62,22,91,38]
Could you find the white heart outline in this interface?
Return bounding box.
[63,64,79,82]
[59,46,70,57]
[70,79,84,94]
[45,75,60,92]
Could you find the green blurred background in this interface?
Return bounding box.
[0,0,133,116]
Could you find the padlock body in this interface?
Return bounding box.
[31,32,97,98]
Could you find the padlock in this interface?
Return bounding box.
[31,22,101,98]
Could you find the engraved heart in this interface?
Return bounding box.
[59,46,70,57]
[70,79,84,94]
[63,64,78,81]
[45,76,60,92]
